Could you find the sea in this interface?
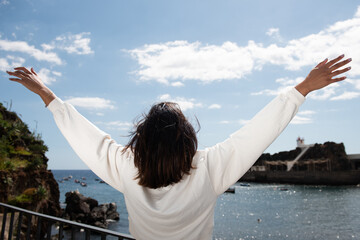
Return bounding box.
[52,170,360,240]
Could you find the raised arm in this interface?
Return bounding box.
[7,67,128,192]
[204,54,352,195]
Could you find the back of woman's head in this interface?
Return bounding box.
[123,102,198,189]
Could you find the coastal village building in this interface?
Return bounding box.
[348,154,360,170]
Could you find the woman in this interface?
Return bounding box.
[7,55,351,239]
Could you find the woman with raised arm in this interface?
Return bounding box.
[7,55,351,240]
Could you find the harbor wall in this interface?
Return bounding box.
[240,170,360,185]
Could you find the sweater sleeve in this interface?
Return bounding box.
[47,97,128,192]
[204,88,305,195]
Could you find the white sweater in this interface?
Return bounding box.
[47,87,305,240]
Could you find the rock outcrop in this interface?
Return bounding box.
[254,141,351,171]
[63,191,120,228]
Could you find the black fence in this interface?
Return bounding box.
[0,202,135,240]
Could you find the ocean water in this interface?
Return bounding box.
[52,170,360,240]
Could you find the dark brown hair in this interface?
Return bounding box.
[123,102,198,189]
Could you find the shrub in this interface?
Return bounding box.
[4,160,15,171]
[36,185,48,200]
[25,156,44,170]
[8,194,33,206]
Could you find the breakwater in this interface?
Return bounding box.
[241,170,360,185]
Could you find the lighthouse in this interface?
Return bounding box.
[296,137,306,148]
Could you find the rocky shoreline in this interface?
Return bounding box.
[62,190,120,229]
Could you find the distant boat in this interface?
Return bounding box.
[81,177,86,180]
[99,180,107,184]
[74,179,80,183]
[62,177,69,181]
[239,183,251,187]
[68,175,73,179]
[225,187,235,193]
[80,182,87,187]
[95,178,100,181]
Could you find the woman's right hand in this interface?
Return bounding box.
[7,67,56,106]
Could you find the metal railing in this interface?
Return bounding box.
[0,202,135,240]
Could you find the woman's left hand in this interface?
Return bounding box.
[295,55,352,96]
[7,67,56,106]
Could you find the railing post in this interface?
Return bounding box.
[101,232,107,240]
[71,226,76,240]
[35,216,42,240]
[85,229,91,240]
[58,223,63,240]
[1,208,8,240]
[8,210,15,239]
[16,211,23,240]
[46,220,52,240]
[25,213,32,239]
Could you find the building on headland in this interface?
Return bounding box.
[348,154,360,170]
[243,138,360,185]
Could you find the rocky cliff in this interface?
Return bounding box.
[0,102,60,217]
[254,141,351,171]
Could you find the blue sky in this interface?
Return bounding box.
[1,0,359,169]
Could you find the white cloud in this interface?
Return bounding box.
[52,71,62,77]
[96,121,133,131]
[253,75,356,101]
[0,32,92,67]
[220,120,230,124]
[157,94,202,111]
[171,81,184,87]
[330,91,360,100]
[307,84,338,100]
[0,0,9,5]
[266,28,279,37]
[266,28,283,42]
[0,38,62,64]
[291,116,313,125]
[129,41,254,84]
[291,110,316,124]
[41,43,54,51]
[49,32,94,55]
[297,110,316,116]
[37,68,60,85]
[346,78,360,90]
[208,104,221,109]
[65,97,115,110]
[219,119,249,125]
[251,77,303,96]
[129,7,360,84]
[238,119,250,125]
[106,121,132,127]
[0,55,25,72]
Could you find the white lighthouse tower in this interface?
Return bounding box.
[296,136,306,148]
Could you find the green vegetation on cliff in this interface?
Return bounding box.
[0,102,48,171]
